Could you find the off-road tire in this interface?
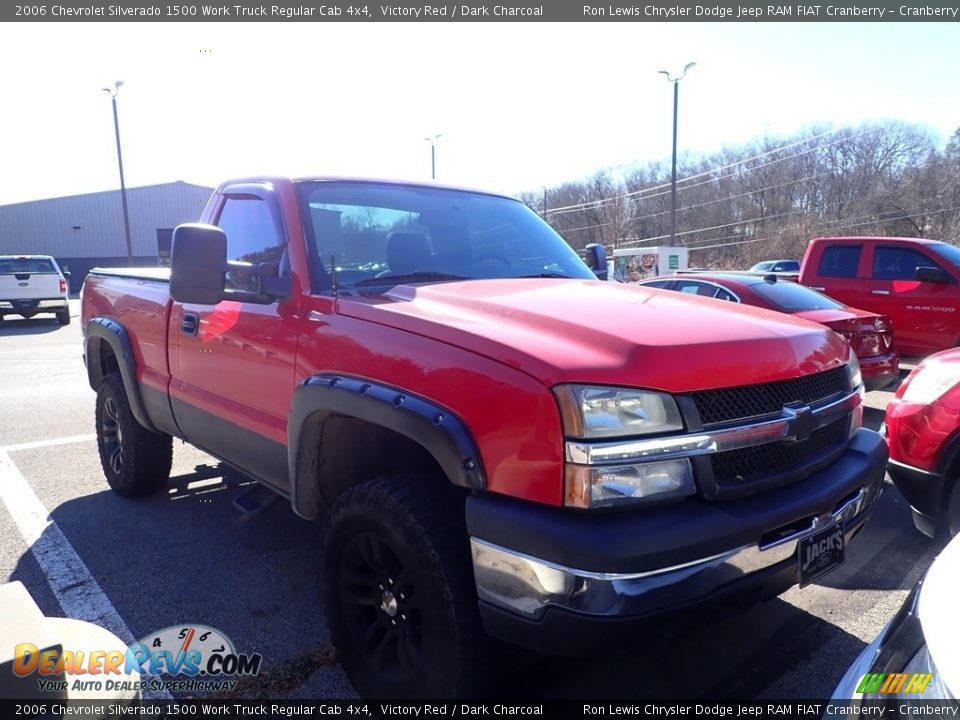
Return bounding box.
[56,309,70,325]
[322,474,490,699]
[95,372,172,497]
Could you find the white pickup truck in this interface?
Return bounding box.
[0,255,71,325]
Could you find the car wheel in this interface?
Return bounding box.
[323,475,490,698]
[95,372,172,497]
[56,309,70,326]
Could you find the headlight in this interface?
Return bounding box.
[846,350,863,391]
[900,361,959,404]
[554,385,684,439]
[565,458,695,509]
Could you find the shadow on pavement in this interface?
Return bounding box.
[9,462,335,697]
[6,455,942,700]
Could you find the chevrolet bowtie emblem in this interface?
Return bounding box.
[784,404,816,442]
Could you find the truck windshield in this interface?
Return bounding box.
[930,243,960,268]
[296,181,595,294]
[750,280,844,312]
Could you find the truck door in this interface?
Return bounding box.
[808,242,865,310]
[863,243,960,355]
[168,186,298,492]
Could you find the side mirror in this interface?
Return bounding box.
[170,223,227,304]
[62,270,71,280]
[585,243,608,281]
[916,266,954,284]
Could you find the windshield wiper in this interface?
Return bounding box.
[352,271,470,287]
[518,272,573,279]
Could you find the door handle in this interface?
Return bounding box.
[871,290,891,296]
[180,313,199,336]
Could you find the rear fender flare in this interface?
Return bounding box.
[85,318,159,433]
[288,375,486,519]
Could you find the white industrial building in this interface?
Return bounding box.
[0,182,214,291]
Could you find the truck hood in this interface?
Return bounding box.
[338,279,849,392]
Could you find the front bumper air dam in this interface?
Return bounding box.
[467,429,887,654]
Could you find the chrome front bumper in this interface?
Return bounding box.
[471,478,882,620]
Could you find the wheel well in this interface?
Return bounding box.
[88,337,121,389]
[97,339,120,385]
[294,412,450,520]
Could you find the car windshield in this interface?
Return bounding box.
[929,243,960,268]
[0,258,56,274]
[750,280,844,311]
[296,182,596,294]
[750,262,774,271]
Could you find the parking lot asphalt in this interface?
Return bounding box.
[0,301,947,699]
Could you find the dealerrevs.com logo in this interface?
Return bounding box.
[13,624,262,694]
[857,673,934,694]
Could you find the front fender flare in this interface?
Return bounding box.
[288,375,486,519]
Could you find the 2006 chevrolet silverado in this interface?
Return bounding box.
[81,176,887,697]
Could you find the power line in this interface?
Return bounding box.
[683,203,960,253]
[546,126,861,216]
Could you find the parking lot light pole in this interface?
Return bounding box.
[424,134,442,180]
[103,81,134,266]
[658,62,696,247]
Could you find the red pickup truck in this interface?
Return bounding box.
[799,236,960,356]
[81,177,886,698]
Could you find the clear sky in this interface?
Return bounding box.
[0,21,957,205]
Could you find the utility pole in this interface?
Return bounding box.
[103,81,134,265]
[424,134,442,180]
[658,62,696,247]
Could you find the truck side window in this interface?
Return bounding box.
[818,245,861,278]
[872,246,940,281]
[216,197,284,292]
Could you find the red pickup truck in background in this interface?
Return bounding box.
[799,236,960,356]
[81,177,886,698]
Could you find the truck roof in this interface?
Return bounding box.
[810,236,944,246]
[0,254,56,259]
[216,175,517,202]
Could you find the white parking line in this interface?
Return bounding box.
[0,451,171,700]
[1,434,96,453]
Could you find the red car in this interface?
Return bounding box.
[885,349,960,538]
[639,272,900,391]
